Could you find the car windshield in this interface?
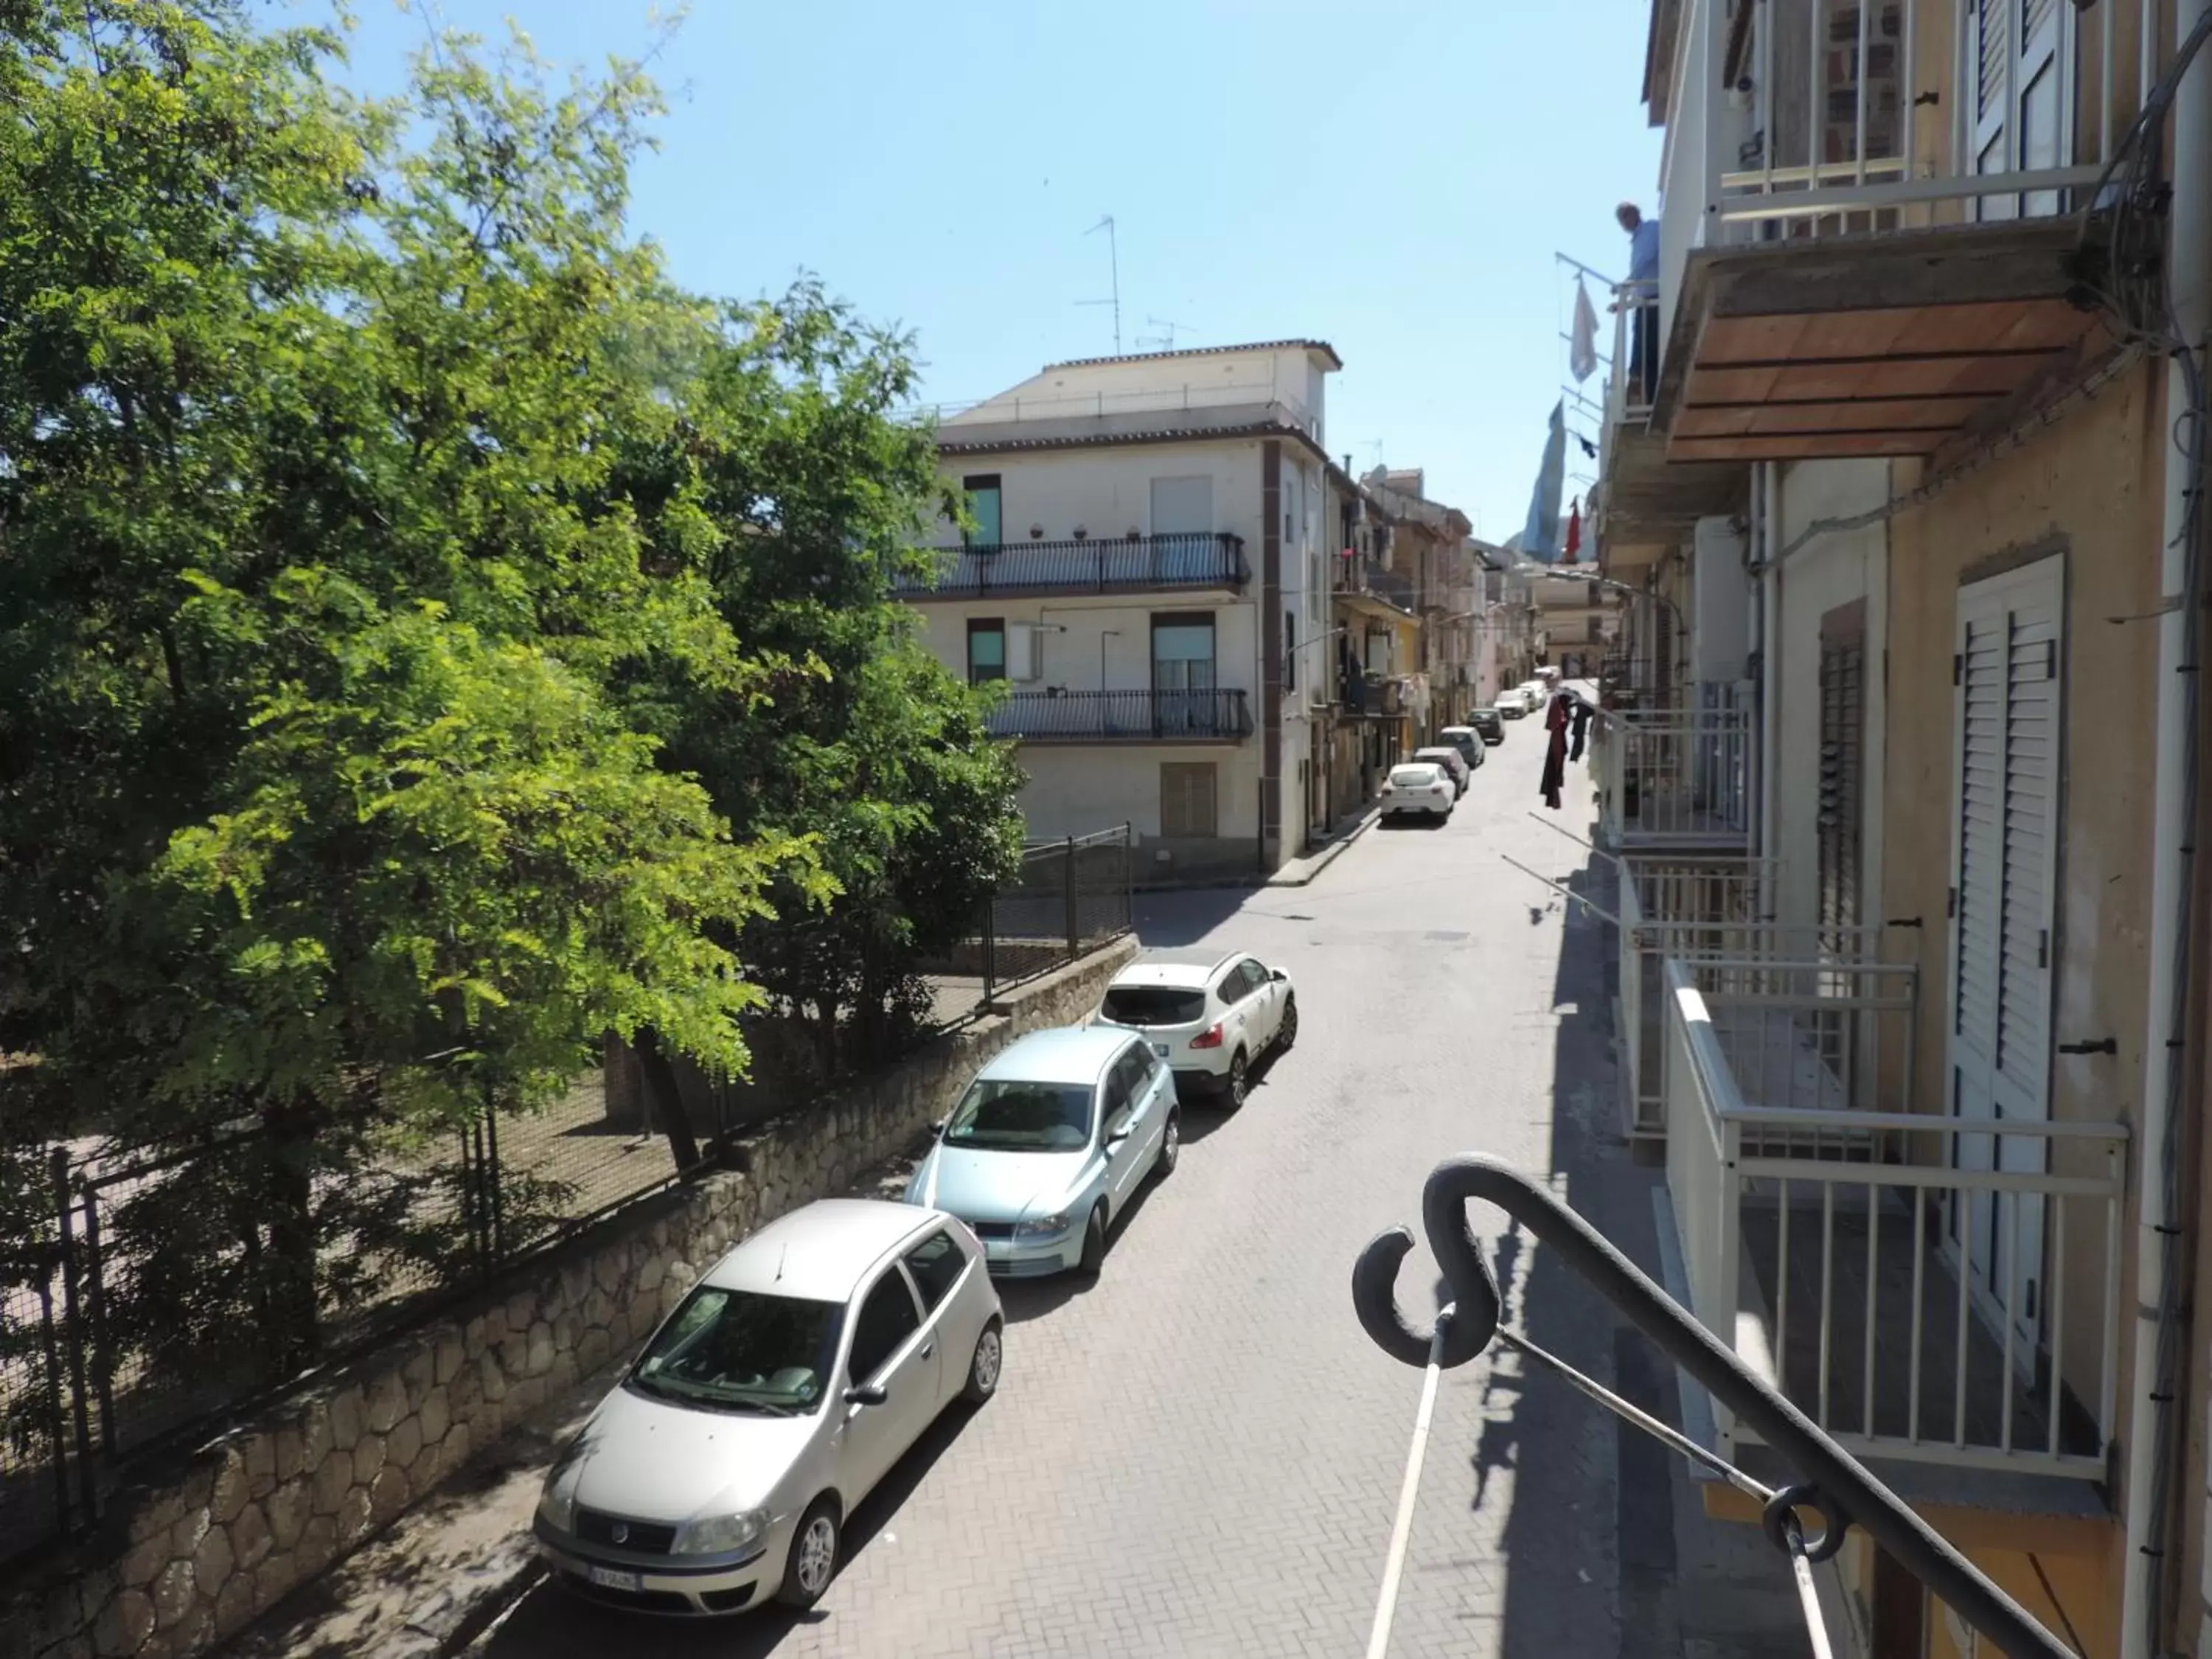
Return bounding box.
[1101,984,1207,1027]
[627,1287,844,1416]
[942,1077,1096,1152]
[1388,766,1440,787]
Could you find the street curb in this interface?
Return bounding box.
[365,1534,544,1659]
[1265,808,1380,887]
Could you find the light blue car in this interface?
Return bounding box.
[902,1027,1178,1279]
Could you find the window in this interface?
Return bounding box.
[1284,609,1296,693]
[942,1077,1094,1151]
[1150,475,1213,537]
[902,1231,966,1312]
[1101,984,1206,1026]
[630,1287,844,1414]
[1233,959,1270,999]
[963,474,1002,548]
[1159,762,1219,838]
[1152,613,1217,735]
[967,618,1006,684]
[848,1273,922,1383]
[1818,601,1867,933]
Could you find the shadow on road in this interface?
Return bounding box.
[477,1400,991,1659]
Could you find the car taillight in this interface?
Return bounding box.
[1189,1022,1225,1050]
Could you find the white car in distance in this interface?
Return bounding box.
[1092,950,1297,1111]
[1381,762,1455,823]
[534,1199,1004,1617]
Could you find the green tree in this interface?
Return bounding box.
[0,1,814,1370]
[620,288,1027,1079]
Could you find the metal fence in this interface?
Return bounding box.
[917,824,1134,1027]
[0,1082,686,1567]
[986,689,1251,744]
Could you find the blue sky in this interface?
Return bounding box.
[331,0,1661,537]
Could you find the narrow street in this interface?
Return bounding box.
[470,728,1737,1659]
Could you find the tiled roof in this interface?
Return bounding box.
[936,417,1332,464]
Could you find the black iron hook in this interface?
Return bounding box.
[1352,1155,2073,1659]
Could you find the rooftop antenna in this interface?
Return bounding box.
[1077,215,1122,352]
[1135,315,1193,349]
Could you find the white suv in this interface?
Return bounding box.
[1091,951,1297,1110]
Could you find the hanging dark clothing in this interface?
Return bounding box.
[1569,698,1593,762]
[1540,694,1570,810]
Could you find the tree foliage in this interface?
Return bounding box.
[0,0,1017,1382]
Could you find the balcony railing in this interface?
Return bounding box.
[1661,956,2126,1483]
[1595,689,1754,849]
[895,534,1248,600]
[1711,0,2156,244]
[984,689,1251,744]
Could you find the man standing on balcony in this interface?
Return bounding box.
[1615,202,1660,403]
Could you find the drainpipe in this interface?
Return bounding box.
[2120,4,2211,1654]
[1759,461,1783,922]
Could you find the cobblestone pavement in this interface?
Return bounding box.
[473,735,1770,1659]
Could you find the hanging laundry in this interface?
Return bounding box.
[1562,496,1582,564]
[1568,279,1599,383]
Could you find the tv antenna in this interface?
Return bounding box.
[1135,316,1194,349]
[1077,215,1121,352]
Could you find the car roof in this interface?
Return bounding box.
[1439,725,1476,734]
[701,1198,938,1301]
[1391,761,1444,774]
[1110,950,1243,989]
[976,1023,1140,1083]
[1413,745,1458,756]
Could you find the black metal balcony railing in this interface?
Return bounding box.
[894,533,1248,600]
[985,689,1251,744]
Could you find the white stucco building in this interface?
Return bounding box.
[897,341,1341,880]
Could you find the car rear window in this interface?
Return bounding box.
[1101,985,1207,1026]
[1388,765,1441,787]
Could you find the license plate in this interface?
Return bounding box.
[587,1565,642,1593]
[1152,1043,1170,1057]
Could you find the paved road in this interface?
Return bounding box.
[473,726,1775,1658]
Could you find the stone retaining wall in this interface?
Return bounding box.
[5,937,1135,1659]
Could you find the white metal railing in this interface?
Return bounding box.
[1596,700,1754,849]
[1711,0,2159,242]
[1663,958,2126,1481]
[1603,283,1658,435]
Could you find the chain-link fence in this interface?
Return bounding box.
[916,824,1134,1027]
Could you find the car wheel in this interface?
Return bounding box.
[1276,996,1298,1052]
[1077,1203,1107,1276]
[961,1317,1004,1405]
[778,1498,841,1609]
[1224,1048,1249,1110]
[1155,1107,1180,1177]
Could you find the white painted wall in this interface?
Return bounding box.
[914,595,1262,697]
[930,441,1263,553]
[1017,745,1263,841]
[1773,459,1891,934]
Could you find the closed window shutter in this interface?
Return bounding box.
[1977,0,2009,123]
[1955,610,2005,1048]
[1160,762,1217,838]
[1818,602,1867,934]
[1997,597,2059,1087]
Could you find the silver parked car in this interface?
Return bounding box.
[902,1026,1178,1279]
[534,1198,1004,1616]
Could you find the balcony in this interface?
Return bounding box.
[1598,286,1747,554]
[1659,955,2126,1489]
[1593,689,1754,850]
[895,533,1248,602]
[1335,554,1417,617]
[1644,0,2151,467]
[984,689,1251,745]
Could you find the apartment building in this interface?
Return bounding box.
[897,341,1340,880]
[1591,1,2211,1655]
[1530,568,1613,680]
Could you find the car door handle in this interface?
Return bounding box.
[920,1343,934,1360]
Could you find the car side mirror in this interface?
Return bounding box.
[1270,967,1288,982]
[844,1382,888,1408]
[1104,1126,1131,1148]
[930,1117,947,1137]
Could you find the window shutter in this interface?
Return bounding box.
[1159,762,1218,838]
[1818,602,1868,935]
[1997,594,2059,1087]
[1954,608,2005,1048]
[1976,0,2009,124]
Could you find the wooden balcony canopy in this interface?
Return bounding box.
[1655,221,2112,465]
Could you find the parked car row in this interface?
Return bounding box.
[533,950,1301,1620]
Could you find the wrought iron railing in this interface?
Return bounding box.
[985,689,1251,743]
[894,533,1247,599]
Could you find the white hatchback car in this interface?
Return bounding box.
[1380,761,1455,822]
[534,1199,1003,1616]
[1092,950,1296,1110]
